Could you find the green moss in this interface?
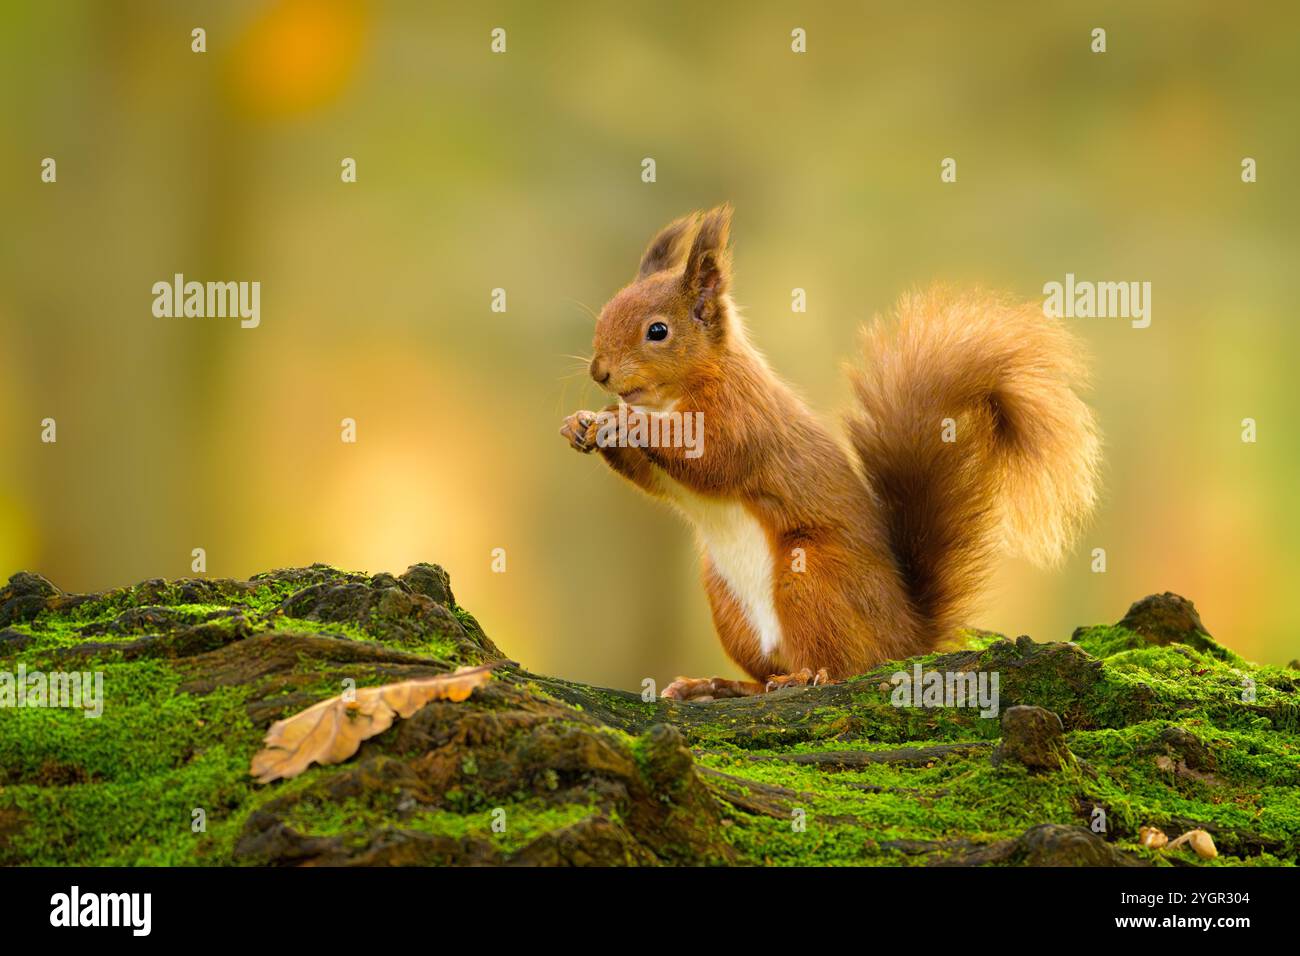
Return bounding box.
[269,789,601,858]
[1074,623,1247,667]
[2,569,1297,866]
[695,740,1081,866]
[0,661,261,865]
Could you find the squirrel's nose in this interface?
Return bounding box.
[590,356,611,385]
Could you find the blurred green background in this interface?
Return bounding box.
[2,1,1297,687]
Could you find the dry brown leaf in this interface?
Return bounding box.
[1167,828,1218,859]
[1138,826,1168,848]
[249,664,496,783]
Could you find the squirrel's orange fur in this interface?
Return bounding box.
[561,205,1100,690]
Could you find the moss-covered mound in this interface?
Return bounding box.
[0,566,1296,866]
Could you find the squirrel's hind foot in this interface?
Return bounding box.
[661,676,763,702]
[660,668,838,702]
[764,667,836,692]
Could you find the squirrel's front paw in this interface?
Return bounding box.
[560,410,601,454]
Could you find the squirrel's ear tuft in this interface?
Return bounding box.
[637,212,699,279]
[682,203,733,326]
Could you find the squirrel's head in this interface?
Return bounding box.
[589,204,734,410]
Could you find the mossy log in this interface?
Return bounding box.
[1,564,1297,866]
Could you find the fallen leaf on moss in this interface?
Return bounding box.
[1139,826,1168,848]
[1167,828,1218,859]
[250,664,497,783]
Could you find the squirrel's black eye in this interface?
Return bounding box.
[646,321,669,342]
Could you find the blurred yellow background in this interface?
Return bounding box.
[1,1,1297,687]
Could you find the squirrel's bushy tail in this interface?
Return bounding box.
[847,286,1101,646]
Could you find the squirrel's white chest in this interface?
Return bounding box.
[654,471,783,658]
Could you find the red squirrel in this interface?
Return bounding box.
[561,205,1100,701]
